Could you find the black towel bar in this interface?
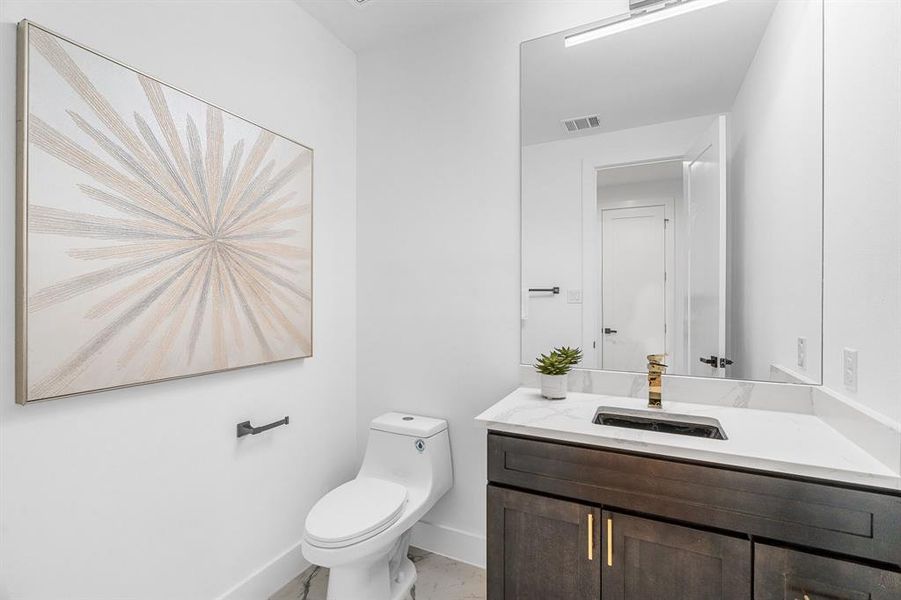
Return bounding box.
[528,287,560,294]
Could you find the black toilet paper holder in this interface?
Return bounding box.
[237,416,289,438]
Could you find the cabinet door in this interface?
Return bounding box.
[602,511,751,600]
[755,544,901,600]
[487,485,600,600]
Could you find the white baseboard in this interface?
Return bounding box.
[215,523,483,600]
[411,521,486,569]
[216,540,309,600]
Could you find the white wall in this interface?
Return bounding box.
[823,0,901,424]
[0,2,357,599]
[521,116,711,367]
[356,1,628,566]
[729,0,823,383]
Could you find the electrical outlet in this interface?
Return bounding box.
[843,348,858,392]
[567,289,582,304]
[797,337,807,369]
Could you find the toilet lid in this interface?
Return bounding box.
[305,478,408,548]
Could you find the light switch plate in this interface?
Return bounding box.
[843,348,858,392]
[567,289,582,304]
[797,337,807,369]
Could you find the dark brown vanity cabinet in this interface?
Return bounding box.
[487,486,600,599]
[755,544,901,600]
[486,432,901,600]
[602,512,750,600]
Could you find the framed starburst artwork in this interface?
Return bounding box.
[15,21,313,404]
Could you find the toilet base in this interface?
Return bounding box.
[326,556,416,600]
[324,530,417,600]
[391,557,416,600]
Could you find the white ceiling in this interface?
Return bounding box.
[295,0,501,52]
[522,0,778,146]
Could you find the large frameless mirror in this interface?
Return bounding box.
[520,0,823,383]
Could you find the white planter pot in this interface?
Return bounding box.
[540,374,567,400]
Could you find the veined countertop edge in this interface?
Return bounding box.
[476,387,901,492]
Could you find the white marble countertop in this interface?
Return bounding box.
[476,387,901,491]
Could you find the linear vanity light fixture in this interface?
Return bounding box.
[564,0,730,48]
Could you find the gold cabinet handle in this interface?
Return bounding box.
[587,513,594,560]
[607,517,613,566]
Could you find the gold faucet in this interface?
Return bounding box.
[647,354,667,409]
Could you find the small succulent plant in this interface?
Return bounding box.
[533,352,572,376]
[554,346,583,367]
[533,346,583,375]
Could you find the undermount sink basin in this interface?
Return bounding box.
[592,407,728,440]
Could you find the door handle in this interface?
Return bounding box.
[604,328,618,334]
[699,355,734,368]
[587,513,594,560]
[606,517,613,567]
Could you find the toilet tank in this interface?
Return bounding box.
[357,413,453,499]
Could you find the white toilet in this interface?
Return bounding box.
[301,412,453,600]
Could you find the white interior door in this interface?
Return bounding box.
[686,115,728,377]
[601,205,667,372]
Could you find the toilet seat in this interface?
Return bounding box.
[304,477,408,549]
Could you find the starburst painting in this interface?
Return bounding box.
[16,22,313,404]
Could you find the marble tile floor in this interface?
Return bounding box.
[270,547,486,600]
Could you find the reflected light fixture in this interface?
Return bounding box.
[564,0,731,48]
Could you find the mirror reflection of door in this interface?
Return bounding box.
[686,116,728,378]
[600,205,667,372]
[596,160,679,372]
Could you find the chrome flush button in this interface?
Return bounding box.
[414,439,425,453]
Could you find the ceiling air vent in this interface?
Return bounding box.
[562,114,601,134]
